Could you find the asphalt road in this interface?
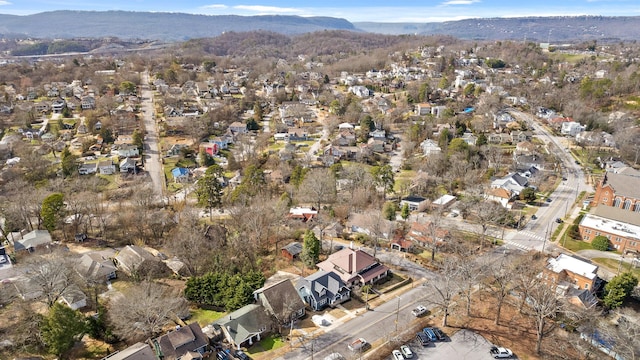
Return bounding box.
[503,110,593,252]
[139,70,164,200]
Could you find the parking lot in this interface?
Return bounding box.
[387,329,513,360]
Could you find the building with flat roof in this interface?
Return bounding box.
[579,206,640,254]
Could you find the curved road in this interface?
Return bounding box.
[139,70,165,201]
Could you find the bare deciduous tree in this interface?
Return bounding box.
[523,282,565,354]
[485,258,515,325]
[299,168,336,211]
[426,257,460,327]
[108,281,188,341]
[21,252,78,308]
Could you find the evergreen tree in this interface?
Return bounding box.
[401,203,411,220]
[195,165,224,218]
[604,272,638,309]
[41,193,64,231]
[301,230,320,268]
[40,303,87,356]
[60,148,78,177]
[383,202,397,221]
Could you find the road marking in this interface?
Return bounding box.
[504,241,531,251]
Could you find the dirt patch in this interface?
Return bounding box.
[440,290,582,360]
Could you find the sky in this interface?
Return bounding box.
[1,0,639,22]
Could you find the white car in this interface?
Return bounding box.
[323,353,344,360]
[400,345,414,358]
[411,305,427,317]
[392,350,404,360]
[490,346,513,358]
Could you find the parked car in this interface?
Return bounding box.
[216,351,230,360]
[546,198,552,203]
[556,218,563,223]
[348,338,369,352]
[234,350,251,360]
[400,345,414,358]
[531,215,537,220]
[411,305,428,317]
[432,327,446,341]
[416,332,430,346]
[392,350,404,360]
[489,346,513,359]
[423,328,437,342]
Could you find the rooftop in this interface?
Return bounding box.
[582,207,640,240]
[546,254,598,280]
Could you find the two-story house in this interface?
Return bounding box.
[542,254,600,308]
[316,248,390,287]
[296,270,351,311]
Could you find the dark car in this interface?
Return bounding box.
[556,218,563,223]
[531,215,537,220]
[423,328,437,342]
[234,350,251,360]
[432,327,446,341]
[416,332,430,346]
[546,198,552,203]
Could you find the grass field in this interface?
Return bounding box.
[189,308,225,326]
[591,257,640,277]
[559,234,594,252]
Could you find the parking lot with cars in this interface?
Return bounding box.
[387,329,514,360]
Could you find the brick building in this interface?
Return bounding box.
[543,254,599,292]
[579,206,640,255]
[591,169,640,212]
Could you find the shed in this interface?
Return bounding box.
[281,242,302,261]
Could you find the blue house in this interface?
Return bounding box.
[171,167,189,183]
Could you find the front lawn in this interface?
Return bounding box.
[247,334,286,354]
[591,257,640,277]
[559,234,594,252]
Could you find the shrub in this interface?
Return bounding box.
[591,235,610,251]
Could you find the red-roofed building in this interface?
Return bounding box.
[406,221,450,247]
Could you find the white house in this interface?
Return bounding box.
[420,139,441,156]
[561,121,585,137]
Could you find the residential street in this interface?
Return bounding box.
[139,70,164,200]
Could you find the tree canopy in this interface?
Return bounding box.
[301,230,320,268]
[603,272,638,309]
[184,270,265,311]
[40,303,87,356]
[41,192,64,232]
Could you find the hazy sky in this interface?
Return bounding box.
[1,1,639,22]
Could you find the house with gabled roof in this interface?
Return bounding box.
[13,229,52,252]
[76,249,117,283]
[113,245,167,278]
[592,169,640,212]
[316,248,390,287]
[253,279,305,324]
[542,254,600,308]
[296,270,351,311]
[214,304,271,350]
[150,322,209,360]
[100,342,156,360]
[491,172,529,196]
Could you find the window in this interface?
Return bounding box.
[613,198,621,207]
[584,283,590,290]
[596,232,601,236]
[635,203,640,212]
[623,200,632,210]
[616,237,621,242]
[602,197,608,203]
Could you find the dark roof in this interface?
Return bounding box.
[255,279,305,320]
[153,323,208,360]
[213,304,271,346]
[281,242,302,256]
[298,270,347,303]
[602,171,640,200]
[401,195,427,203]
[511,173,529,187]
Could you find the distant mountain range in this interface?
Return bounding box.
[1,11,639,42]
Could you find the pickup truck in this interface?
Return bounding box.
[348,338,368,352]
[411,305,427,317]
[490,346,513,358]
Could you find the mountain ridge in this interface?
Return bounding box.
[0,11,639,42]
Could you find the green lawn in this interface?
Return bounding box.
[247,334,286,354]
[559,234,594,252]
[189,308,225,326]
[591,258,640,277]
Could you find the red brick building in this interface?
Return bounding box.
[591,169,640,212]
[578,206,640,255]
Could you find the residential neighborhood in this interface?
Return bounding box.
[1,15,640,360]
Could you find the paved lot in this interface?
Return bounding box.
[386,329,509,360]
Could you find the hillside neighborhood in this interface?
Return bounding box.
[0,28,639,360]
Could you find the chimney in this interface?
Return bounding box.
[350,241,353,249]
